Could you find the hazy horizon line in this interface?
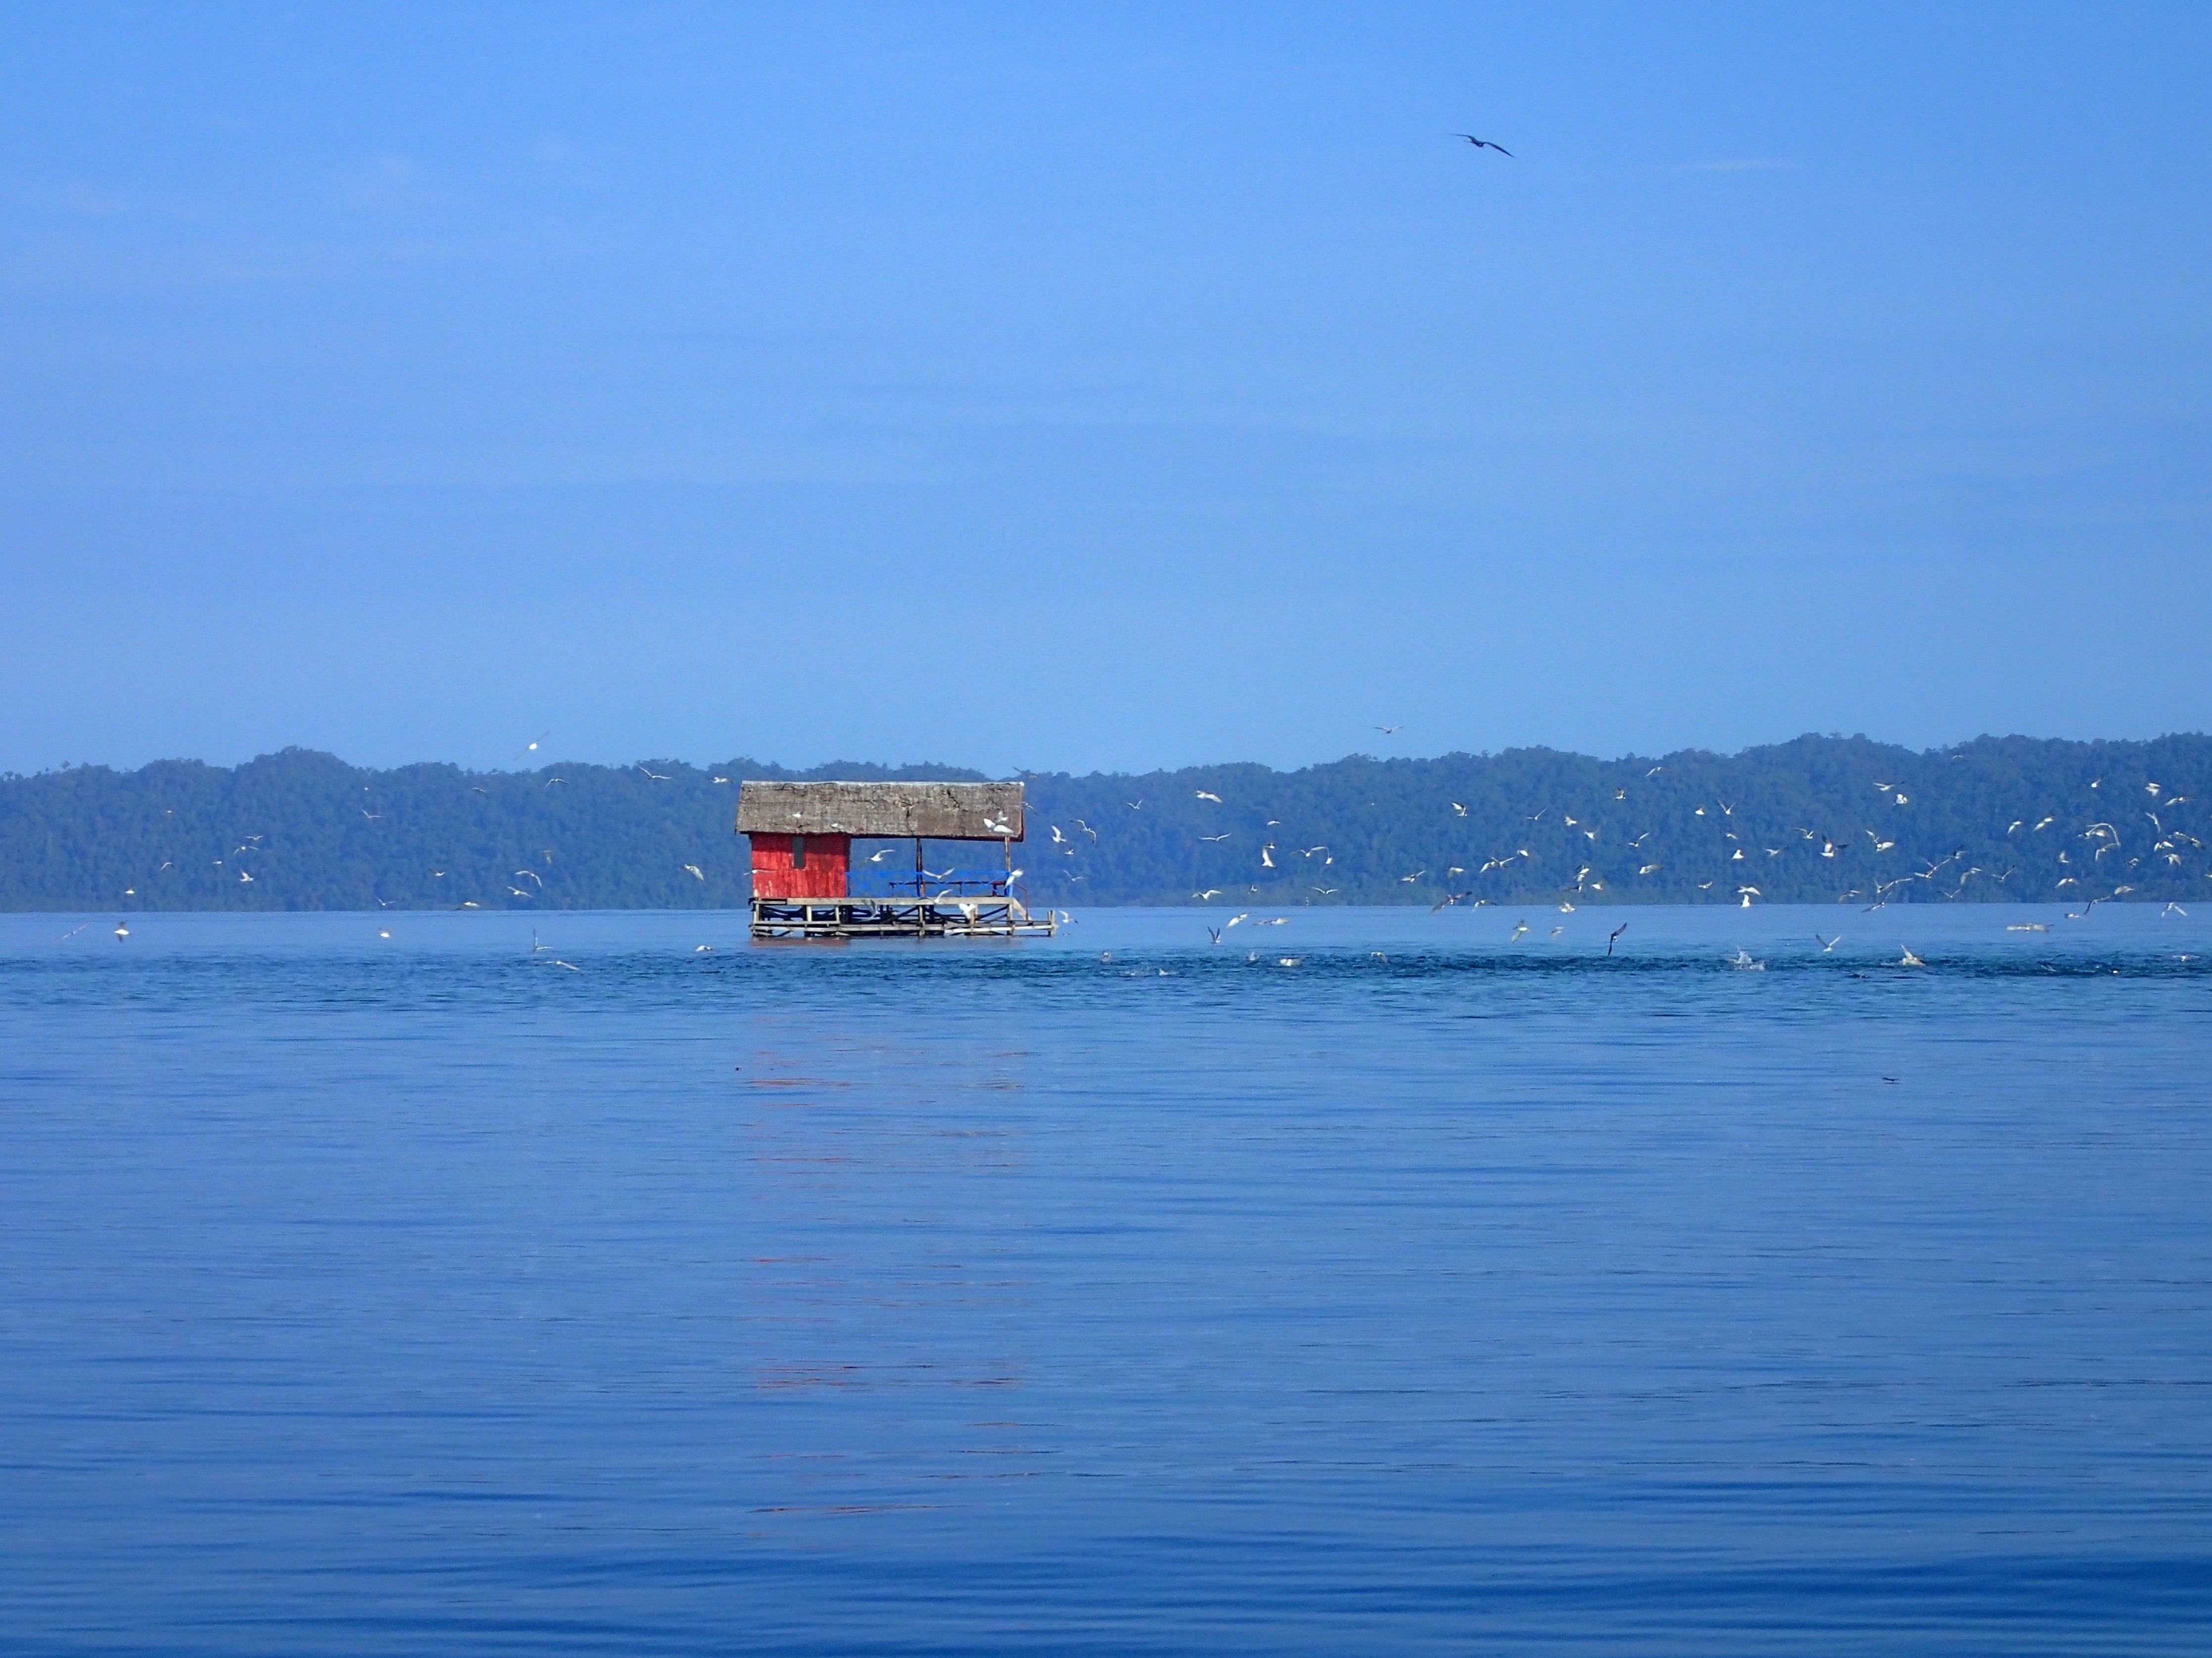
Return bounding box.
[13,727,2212,786]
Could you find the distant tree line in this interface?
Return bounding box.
[2,734,2207,912]
[1014,734,2212,910]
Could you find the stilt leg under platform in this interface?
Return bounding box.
[750,897,1057,939]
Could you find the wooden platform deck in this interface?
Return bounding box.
[750,896,1057,940]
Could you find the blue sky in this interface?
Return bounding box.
[3,5,2207,775]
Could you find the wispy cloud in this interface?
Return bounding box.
[332,152,445,211]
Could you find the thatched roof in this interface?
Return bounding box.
[736,780,1025,840]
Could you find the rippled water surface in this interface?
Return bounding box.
[4,904,2210,1655]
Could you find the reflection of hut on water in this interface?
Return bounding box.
[735,780,1054,939]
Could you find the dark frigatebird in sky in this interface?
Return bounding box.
[1451,134,1513,156]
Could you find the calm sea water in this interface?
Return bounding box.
[3,903,2209,1656]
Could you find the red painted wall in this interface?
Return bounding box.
[749,833,851,899]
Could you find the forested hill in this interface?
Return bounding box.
[3,734,2208,911]
[0,752,984,913]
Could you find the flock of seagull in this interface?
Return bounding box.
[1025,739,2202,965]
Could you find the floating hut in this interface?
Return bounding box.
[736,780,1055,939]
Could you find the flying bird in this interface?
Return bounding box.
[1375,725,1403,734]
[1194,790,1223,803]
[1607,923,1628,956]
[1451,134,1513,156]
[682,864,705,881]
[1509,920,1529,943]
[1814,933,1841,952]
